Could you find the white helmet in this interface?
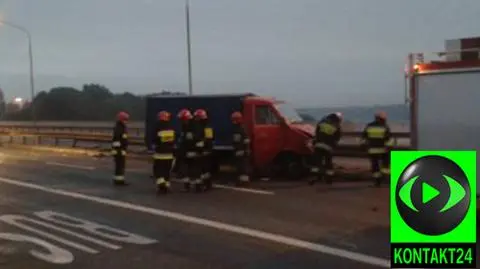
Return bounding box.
[335,112,343,121]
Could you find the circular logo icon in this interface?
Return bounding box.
[395,155,470,235]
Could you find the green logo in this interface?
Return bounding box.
[391,151,476,240]
[390,151,477,268]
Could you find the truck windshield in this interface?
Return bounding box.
[275,102,303,124]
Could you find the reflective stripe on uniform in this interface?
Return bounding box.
[326,169,335,176]
[372,172,382,178]
[122,133,128,139]
[318,123,337,135]
[156,177,166,185]
[186,151,197,158]
[243,138,250,144]
[368,148,386,154]
[186,132,193,140]
[204,172,211,179]
[311,167,320,173]
[112,141,121,147]
[196,141,205,147]
[158,130,175,142]
[233,134,242,142]
[315,142,332,151]
[153,153,173,160]
[204,128,213,139]
[182,178,189,183]
[381,168,390,175]
[235,150,245,156]
[239,175,249,182]
[121,150,127,156]
[194,178,203,184]
[366,126,386,139]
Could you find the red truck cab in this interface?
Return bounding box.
[242,96,315,178]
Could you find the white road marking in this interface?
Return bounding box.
[45,162,96,171]
[35,211,157,245]
[0,214,98,254]
[19,214,122,250]
[0,232,74,264]
[212,184,275,195]
[0,177,390,268]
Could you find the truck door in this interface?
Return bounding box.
[251,104,285,167]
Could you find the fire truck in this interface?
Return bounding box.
[405,37,480,197]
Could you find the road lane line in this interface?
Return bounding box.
[46,162,96,171]
[0,177,390,268]
[212,184,275,195]
[0,214,98,254]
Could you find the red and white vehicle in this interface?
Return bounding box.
[405,38,480,197]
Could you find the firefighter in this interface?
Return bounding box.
[361,111,393,187]
[178,109,203,192]
[194,109,214,191]
[152,111,176,194]
[309,112,342,185]
[231,111,250,185]
[112,111,129,186]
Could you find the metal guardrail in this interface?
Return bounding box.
[0,121,411,158]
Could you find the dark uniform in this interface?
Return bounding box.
[178,112,203,192]
[232,112,250,184]
[152,113,175,193]
[309,113,342,185]
[361,113,393,187]
[201,121,214,190]
[112,115,128,185]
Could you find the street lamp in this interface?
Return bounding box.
[0,20,36,124]
[185,0,193,95]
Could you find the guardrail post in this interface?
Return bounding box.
[72,138,77,148]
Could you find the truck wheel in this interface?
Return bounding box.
[285,158,304,180]
[275,153,304,180]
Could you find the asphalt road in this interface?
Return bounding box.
[0,147,440,268]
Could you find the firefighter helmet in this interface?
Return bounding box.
[194,109,208,120]
[231,111,243,124]
[178,109,192,121]
[158,111,171,122]
[375,111,387,120]
[117,111,130,122]
[335,112,343,122]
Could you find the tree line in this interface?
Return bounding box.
[3,84,185,121]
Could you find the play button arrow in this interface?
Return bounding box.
[422,182,440,204]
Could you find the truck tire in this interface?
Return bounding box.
[274,153,305,180]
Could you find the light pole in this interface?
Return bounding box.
[0,20,36,124]
[185,0,193,95]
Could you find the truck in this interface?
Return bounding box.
[405,39,480,197]
[144,93,315,179]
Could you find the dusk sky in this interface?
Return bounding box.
[0,0,479,107]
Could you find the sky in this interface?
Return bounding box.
[0,0,479,107]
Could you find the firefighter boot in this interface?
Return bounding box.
[372,172,382,188]
[194,178,204,193]
[204,173,213,191]
[113,176,129,186]
[308,167,319,185]
[183,178,191,192]
[156,178,169,194]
